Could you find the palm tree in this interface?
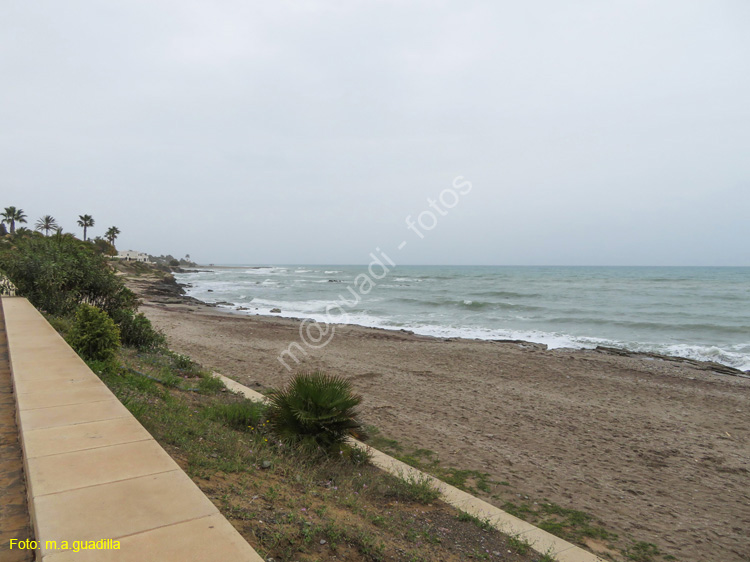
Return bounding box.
[104,226,120,248]
[77,214,95,241]
[1,206,27,235]
[35,215,59,236]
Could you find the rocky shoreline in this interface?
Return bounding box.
[131,268,749,379]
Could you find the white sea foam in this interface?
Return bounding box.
[243,267,287,275]
[175,265,750,372]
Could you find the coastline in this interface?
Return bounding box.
[147,266,749,377]
[126,271,750,562]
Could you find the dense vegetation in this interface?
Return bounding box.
[0,233,134,315]
[0,229,163,349]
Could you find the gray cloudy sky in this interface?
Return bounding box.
[2,1,748,265]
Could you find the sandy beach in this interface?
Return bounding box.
[130,275,750,562]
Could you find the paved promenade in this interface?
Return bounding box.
[2,297,263,561]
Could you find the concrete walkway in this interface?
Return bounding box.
[2,297,263,562]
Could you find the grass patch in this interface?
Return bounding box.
[368,430,496,497]
[381,471,440,504]
[456,511,494,531]
[197,375,226,394]
[625,542,661,562]
[203,399,267,431]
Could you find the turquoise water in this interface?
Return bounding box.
[175,266,750,371]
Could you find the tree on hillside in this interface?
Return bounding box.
[105,226,121,248]
[35,215,59,236]
[77,214,95,241]
[92,237,117,256]
[13,227,34,238]
[0,223,7,236]
[2,206,27,235]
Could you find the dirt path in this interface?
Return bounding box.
[140,299,750,562]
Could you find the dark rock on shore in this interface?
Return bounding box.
[594,345,748,377]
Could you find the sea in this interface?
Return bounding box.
[174,265,750,372]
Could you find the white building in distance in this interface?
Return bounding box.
[116,250,150,263]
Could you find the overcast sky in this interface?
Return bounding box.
[2,1,748,265]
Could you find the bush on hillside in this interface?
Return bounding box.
[267,372,367,454]
[0,233,136,316]
[68,304,121,362]
[111,309,166,350]
[91,237,117,256]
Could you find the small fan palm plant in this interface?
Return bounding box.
[267,372,366,454]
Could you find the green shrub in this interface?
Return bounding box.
[0,234,136,316]
[170,352,198,373]
[267,372,366,454]
[68,304,121,362]
[197,375,225,394]
[203,400,267,430]
[85,359,120,377]
[339,443,371,465]
[112,309,166,350]
[46,314,73,337]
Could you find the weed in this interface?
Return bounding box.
[382,471,439,504]
[340,442,372,465]
[170,351,197,372]
[537,548,558,562]
[159,370,182,388]
[366,425,402,451]
[507,533,531,555]
[625,541,660,562]
[323,521,343,549]
[203,399,267,430]
[457,511,494,531]
[502,501,534,520]
[197,374,225,394]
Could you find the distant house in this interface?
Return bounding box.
[116,250,150,263]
